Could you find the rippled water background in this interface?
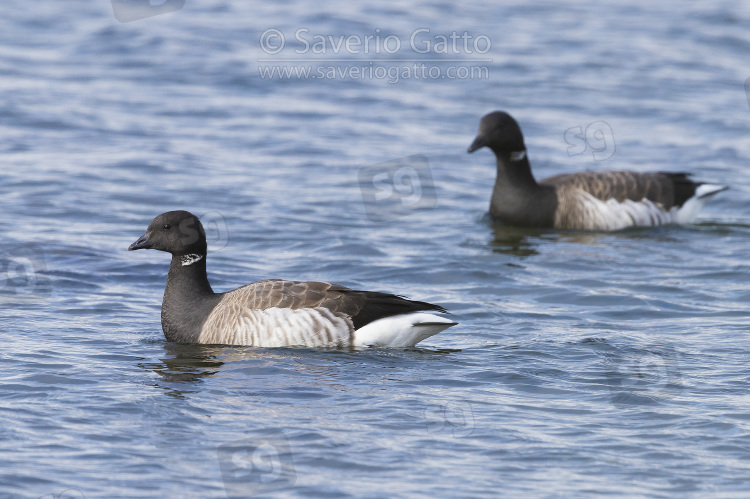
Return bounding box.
[2,1,750,497]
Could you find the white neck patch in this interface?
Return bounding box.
[180,254,205,266]
[510,150,527,161]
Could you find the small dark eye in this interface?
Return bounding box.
[163,224,171,230]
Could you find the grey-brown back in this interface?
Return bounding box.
[218,279,447,330]
[539,171,694,209]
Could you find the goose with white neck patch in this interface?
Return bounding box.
[129,210,457,348]
[468,111,728,230]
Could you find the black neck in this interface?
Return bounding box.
[161,254,220,343]
[488,148,558,227]
[165,255,214,297]
[492,149,539,190]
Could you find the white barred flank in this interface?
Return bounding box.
[557,190,674,230]
[196,300,455,348]
[555,185,726,231]
[198,305,353,347]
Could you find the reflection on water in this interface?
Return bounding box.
[138,341,462,395]
[489,223,545,257]
[139,343,227,387]
[488,219,707,257]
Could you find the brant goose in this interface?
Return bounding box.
[129,211,457,347]
[468,111,727,230]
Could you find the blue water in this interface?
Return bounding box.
[2,1,750,497]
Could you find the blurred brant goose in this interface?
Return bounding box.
[468,111,727,230]
[129,211,457,347]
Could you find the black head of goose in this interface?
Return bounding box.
[468,111,728,231]
[129,210,457,348]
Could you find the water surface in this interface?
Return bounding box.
[1,1,750,497]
